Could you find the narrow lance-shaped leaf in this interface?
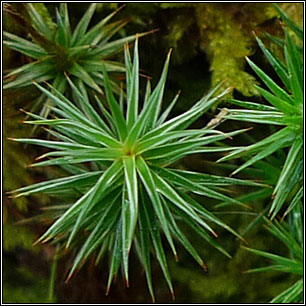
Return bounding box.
[123,156,138,254]
[255,36,290,89]
[101,62,128,141]
[67,160,123,247]
[161,197,207,270]
[71,3,97,46]
[126,37,139,129]
[284,32,303,102]
[121,185,131,287]
[136,157,177,259]
[156,90,181,125]
[67,194,121,280]
[10,171,102,198]
[274,4,303,41]
[138,197,155,302]
[246,57,294,105]
[106,222,122,295]
[79,5,125,45]
[124,49,172,147]
[141,189,175,299]
[152,172,217,237]
[271,279,303,303]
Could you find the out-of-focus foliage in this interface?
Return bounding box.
[171,237,299,303]
[244,211,303,303]
[3,3,144,122]
[3,93,37,210]
[3,223,36,252]
[3,5,35,210]
[3,2,303,304]
[221,4,303,219]
[3,256,49,303]
[99,3,303,97]
[218,4,304,303]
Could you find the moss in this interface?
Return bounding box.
[3,223,37,252]
[3,256,49,303]
[3,97,34,210]
[169,214,299,303]
[2,3,303,303]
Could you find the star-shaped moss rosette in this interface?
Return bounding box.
[9,39,262,301]
[219,5,303,220]
[3,3,151,117]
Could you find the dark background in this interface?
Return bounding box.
[3,2,303,303]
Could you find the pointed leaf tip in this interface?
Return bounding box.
[168,48,173,57]
[171,290,176,301]
[32,239,41,246]
[212,230,218,238]
[19,108,29,115]
[65,272,73,284]
[201,263,208,271]
[125,278,130,288]
[115,4,127,14]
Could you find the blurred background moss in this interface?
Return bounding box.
[3,2,303,303]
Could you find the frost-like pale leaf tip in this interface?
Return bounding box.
[171,290,175,301]
[215,157,224,163]
[212,230,218,238]
[63,71,70,80]
[65,272,73,284]
[125,278,130,288]
[35,154,45,161]
[33,236,44,246]
[19,108,29,115]
[168,48,173,58]
[229,170,238,177]
[105,285,110,296]
[7,137,16,141]
[65,241,72,249]
[32,240,40,246]
[41,236,51,244]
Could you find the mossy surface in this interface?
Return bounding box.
[3,3,303,303]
